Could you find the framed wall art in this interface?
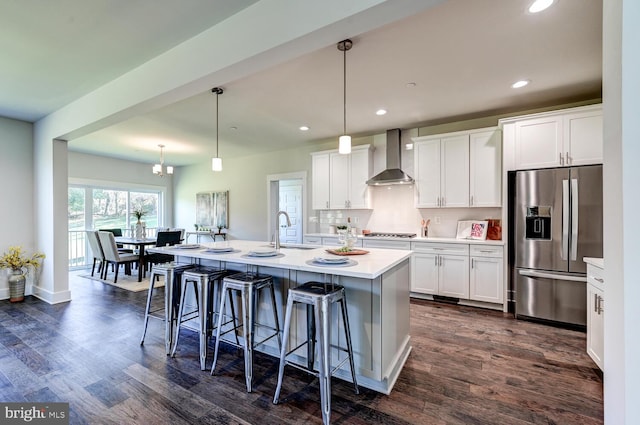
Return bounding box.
[196,191,229,229]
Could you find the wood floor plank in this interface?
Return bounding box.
[0,271,603,424]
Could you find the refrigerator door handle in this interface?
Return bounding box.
[562,179,569,260]
[518,269,587,282]
[570,178,579,261]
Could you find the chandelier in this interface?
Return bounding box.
[152,144,173,177]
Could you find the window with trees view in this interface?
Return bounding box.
[68,185,164,268]
[68,186,162,232]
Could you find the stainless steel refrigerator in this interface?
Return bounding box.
[512,165,602,327]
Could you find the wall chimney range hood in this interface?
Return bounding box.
[366,129,414,186]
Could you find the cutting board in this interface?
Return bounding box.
[325,249,369,256]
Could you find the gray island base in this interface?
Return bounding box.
[147,240,412,394]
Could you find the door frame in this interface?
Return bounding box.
[266,171,307,242]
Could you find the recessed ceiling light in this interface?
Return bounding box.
[512,80,530,89]
[406,82,416,88]
[528,0,554,13]
[376,109,387,116]
[299,126,310,131]
[229,126,238,130]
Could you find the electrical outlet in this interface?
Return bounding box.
[435,216,441,224]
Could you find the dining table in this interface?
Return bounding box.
[114,236,157,281]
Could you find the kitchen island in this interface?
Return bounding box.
[147,240,412,394]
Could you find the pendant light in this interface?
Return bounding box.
[338,39,352,154]
[152,144,173,177]
[211,87,224,171]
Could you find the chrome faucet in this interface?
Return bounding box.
[275,210,292,250]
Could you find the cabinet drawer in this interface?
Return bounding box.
[303,236,322,245]
[362,239,411,250]
[470,245,503,257]
[587,264,604,288]
[410,242,469,256]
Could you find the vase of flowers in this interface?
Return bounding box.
[0,246,45,302]
[133,208,147,239]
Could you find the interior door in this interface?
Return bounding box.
[279,184,302,244]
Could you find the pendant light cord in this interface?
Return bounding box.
[343,43,347,136]
[216,90,219,157]
[212,87,224,158]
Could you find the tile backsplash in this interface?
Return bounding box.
[310,184,501,239]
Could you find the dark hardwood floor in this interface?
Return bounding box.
[0,271,603,424]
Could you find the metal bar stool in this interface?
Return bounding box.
[140,262,195,354]
[210,271,282,393]
[273,280,359,425]
[171,266,237,370]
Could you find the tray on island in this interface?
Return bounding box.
[325,249,369,256]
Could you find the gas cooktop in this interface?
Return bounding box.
[364,232,417,238]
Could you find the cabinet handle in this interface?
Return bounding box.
[437,197,440,207]
[559,152,564,166]
[470,195,474,206]
[594,277,604,283]
[439,256,443,266]
[598,295,604,314]
[441,197,445,207]
[326,201,329,209]
[435,256,438,266]
[471,258,474,268]
[565,152,570,165]
[594,293,598,313]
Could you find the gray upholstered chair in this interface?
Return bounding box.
[98,231,139,283]
[86,230,106,279]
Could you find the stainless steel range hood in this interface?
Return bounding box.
[366,129,414,186]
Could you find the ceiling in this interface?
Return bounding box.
[1,0,602,167]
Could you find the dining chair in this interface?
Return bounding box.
[98,231,139,283]
[99,228,133,253]
[145,230,182,273]
[86,230,106,279]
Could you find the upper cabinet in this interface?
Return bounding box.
[501,104,602,171]
[311,144,372,210]
[469,129,502,207]
[413,127,501,208]
[414,134,469,208]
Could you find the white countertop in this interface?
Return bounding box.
[305,233,504,245]
[147,240,412,280]
[584,257,604,269]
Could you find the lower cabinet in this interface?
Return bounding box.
[411,243,469,298]
[469,245,504,304]
[412,242,503,306]
[586,263,604,370]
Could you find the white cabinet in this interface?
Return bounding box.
[504,104,603,170]
[586,262,604,370]
[311,145,372,210]
[564,109,603,166]
[411,243,469,297]
[311,153,330,210]
[469,130,502,207]
[414,134,469,208]
[469,245,504,304]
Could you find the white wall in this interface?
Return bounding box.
[173,142,330,241]
[603,0,640,422]
[0,117,36,299]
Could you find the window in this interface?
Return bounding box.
[68,185,165,268]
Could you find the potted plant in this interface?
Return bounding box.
[0,246,45,302]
